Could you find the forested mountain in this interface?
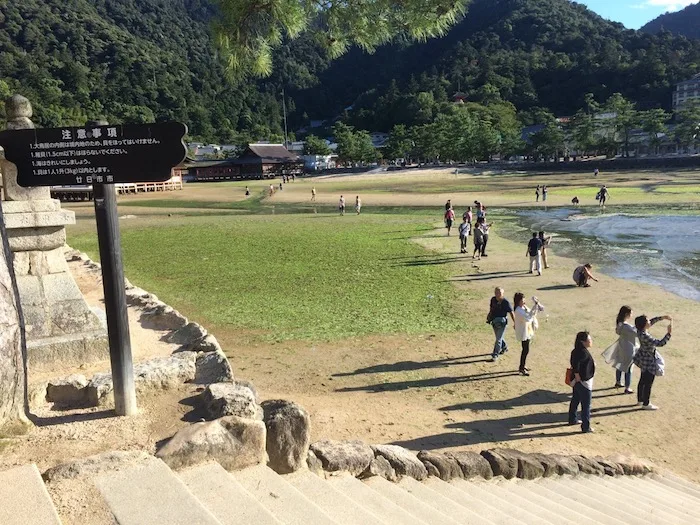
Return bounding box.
[0,0,699,141]
[641,3,700,40]
[0,0,318,142]
[291,0,700,131]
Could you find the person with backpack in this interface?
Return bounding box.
[569,331,596,433]
[487,287,515,362]
[526,232,543,276]
[633,314,672,410]
[599,186,609,206]
[458,216,470,253]
[444,207,455,236]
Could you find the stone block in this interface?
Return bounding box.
[198,382,261,420]
[445,451,493,480]
[16,275,43,306]
[46,374,90,408]
[156,416,266,472]
[417,451,463,481]
[193,350,234,384]
[1,161,51,201]
[51,299,104,335]
[8,227,66,251]
[23,305,50,338]
[28,332,109,370]
[361,456,398,482]
[310,440,374,477]
[261,399,311,474]
[3,210,75,229]
[41,273,85,303]
[45,248,68,274]
[0,200,60,213]
[371,444,428,481]
[12,252,30,276]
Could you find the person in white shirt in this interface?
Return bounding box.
[513,292,541,376]
[339,195,345,215]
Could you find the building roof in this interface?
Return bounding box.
[233,144,302,165]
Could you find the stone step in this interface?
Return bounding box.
[450,478,556,525]
[284,469,386,525]
[520,478,627,525]
[538,477,646,525]
[327,473,427,525]
[0,464,61,525]
[651,473,700,500]
[658,472,700,499]
[397,476,496,525]
[560,475,674,525]
[95,458,221,525]
[579,474,694,525]
[616,476,700,520]
[234,465,337,525]
[422,476,527,525]
[364,475,461,525]
[491,478,580,525]
[178,462,282,525]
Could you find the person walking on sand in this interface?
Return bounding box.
[480,220,491,257]
[535,185,540,202]
[269,184,275,197]
[245,186,250,197]
[463,206,473,225]
[598,185,609,206]
[633,314,672,410]
[475,201,485,220]
[311,187,316,201]
[539,231,552,269]
[594,168,599,177]
[513,293,541,376]
[339,195,345,215]
[487,287,515,362]
[526,232,543,276]
[472,218,485,260]
[444,207,455,236]
[573,263,598,287]
[355,195,362,214]
[602,306,638,394]
[458,216,470,253]
[569,331,596,433]
[542,185,548,202]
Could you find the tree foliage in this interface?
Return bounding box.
[641,3,700,40]
[303,134,331,155]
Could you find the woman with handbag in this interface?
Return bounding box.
[569,331,596,433]
[513,293,541,376]
[633,315,672,411]
[601,306,638,394]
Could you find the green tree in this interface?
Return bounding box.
[604,93,639,158]
[639,108,669,155]
[215,0,467,77]
[303,134,331,155]
[570,109,597,156]
[384,124,414,161]
[529,122,564,162]
[674,103,700,151]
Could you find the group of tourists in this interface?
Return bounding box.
[525,231,552,275]
[338,195,361,215]
[568,307,673,433]
[535,185,548,202]
[487,284,674,433]
[445,200,490,259]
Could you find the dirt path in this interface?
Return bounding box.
[218,224,700,482]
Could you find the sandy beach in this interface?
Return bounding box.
[221,219,700,482]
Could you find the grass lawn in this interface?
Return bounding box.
[69,212,466,342]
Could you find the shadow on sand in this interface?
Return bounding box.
[333,354,492,378]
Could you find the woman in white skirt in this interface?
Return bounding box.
[601,306,638,394]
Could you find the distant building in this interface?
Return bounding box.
[232,144,304,178]
[672,73,700,109]
[189,159,240,181]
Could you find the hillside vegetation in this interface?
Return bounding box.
[0,0,699,140]
[642,2,700,40]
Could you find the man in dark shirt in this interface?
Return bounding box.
[526,232,543,276]
[487,287,515,361]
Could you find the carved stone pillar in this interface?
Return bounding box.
[0,95,108,369]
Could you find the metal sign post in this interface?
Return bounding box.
[93,182,136,415]
[0,120,187,417]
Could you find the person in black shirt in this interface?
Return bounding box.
[526,233,543,276]
[569,331,596,433]
[487,287,515,362]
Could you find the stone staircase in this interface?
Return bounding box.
[4,459,700,524]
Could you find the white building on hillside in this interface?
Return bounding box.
[673,73,700,109]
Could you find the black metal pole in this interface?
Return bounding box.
[93,182,137,415]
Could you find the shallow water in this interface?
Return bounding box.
[500,205,700,302]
